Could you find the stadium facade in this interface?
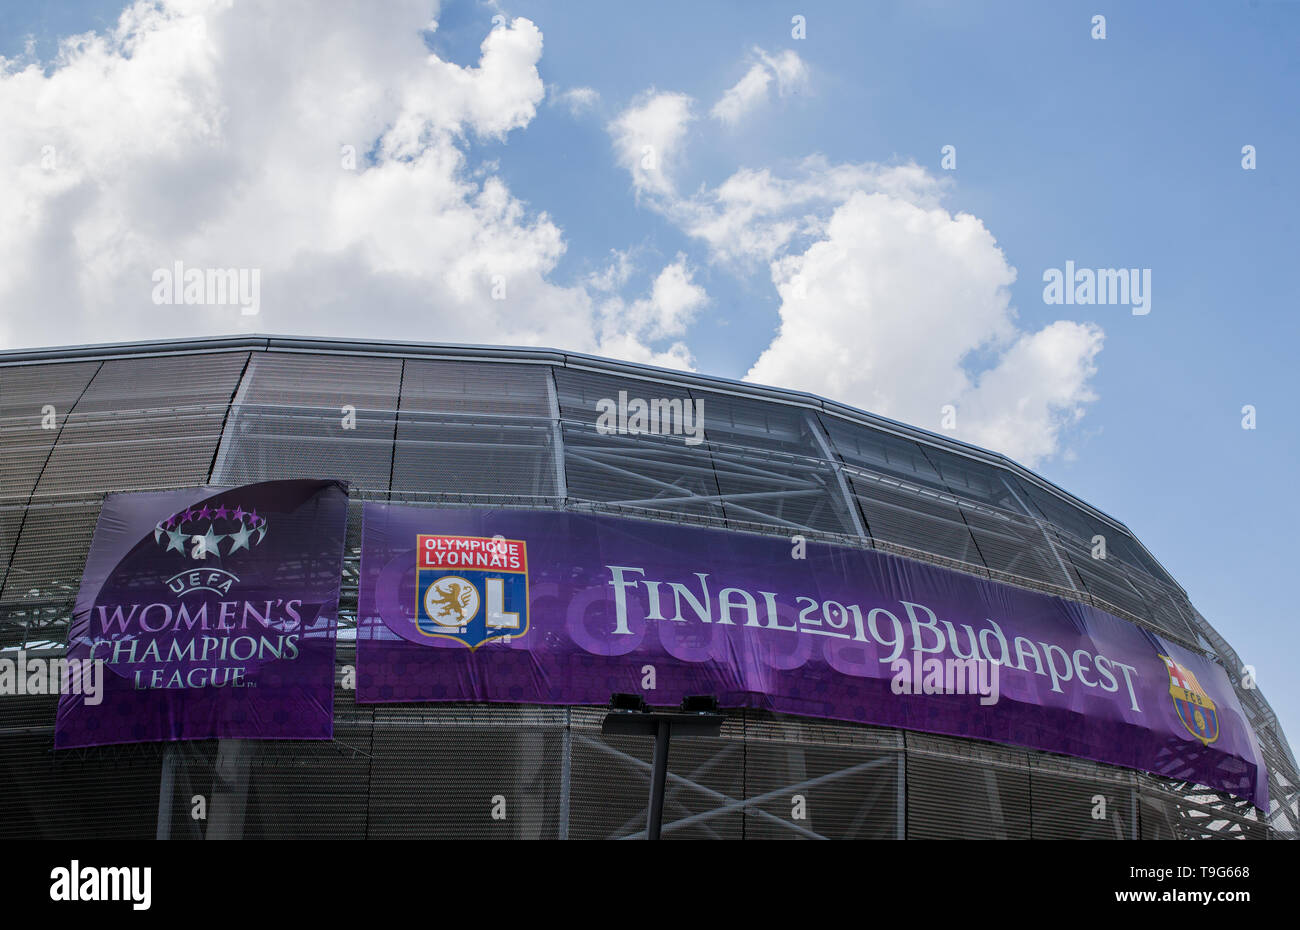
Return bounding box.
[0,333,1295,840]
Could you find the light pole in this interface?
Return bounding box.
[601,694,726,840]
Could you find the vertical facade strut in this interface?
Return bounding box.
[807,409,868,540]
[546,365,567,501]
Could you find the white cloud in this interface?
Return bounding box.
[746,192,1104,465]
[0,0,687,367]
[588,256,707,368]
[586,249,634,293]
[551,85,599,115]
[630,257,708,338]
[758,49,809,92]
[956,321,1103,463]
[607,90,694,198]
[711,47,808,125]
[711,63,771,126]
[606,57,1103,465]
[681,158,948,265]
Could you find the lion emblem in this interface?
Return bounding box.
[423,576,480,628]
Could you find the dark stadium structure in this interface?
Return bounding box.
[0,334,1295,840]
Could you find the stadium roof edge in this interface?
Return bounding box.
[0,331,1183,595]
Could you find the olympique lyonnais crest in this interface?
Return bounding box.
[414,534,528,649]
[1159,655,1220,746]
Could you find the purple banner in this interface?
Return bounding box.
[357,505,1268,808]
[55,479,349,748]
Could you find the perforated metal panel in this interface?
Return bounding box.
[1,355,242,604]
[213,353,401,493]
[823,418,987,567]
[0,506,23,600]
[926,452,1079,592]
[1028,754,1137,839]
[568,707,746,840]
[1024,485,1146,570]
[553,367,692,423]
[554,368,728,521]
[0,359,93,593]
[392,417,557,502]
[64,353,245,414]
[696,392,858,534]
[399,358,552,418]
[961,505,1078,593]
[387,359,556,502]
[0,360,102,419]
[741,714,902,839]
[367,705,565,839]
[24,351,242,498]
[847,470,987,568]
[1046,525,1156,623]
[0,360,102,499]
[1126,570,1200,645]
[0,685,162,840]
[0,498,102,608]
[561,423,729,522]
[904,733,1032,839]
[36,411,229,497]
[154,672,375,840]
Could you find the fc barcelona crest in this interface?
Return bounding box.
[1159,655,1219,746]
[415,534,529,649]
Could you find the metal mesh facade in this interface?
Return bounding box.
[0,335,1294,840]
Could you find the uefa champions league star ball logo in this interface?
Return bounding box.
[154,504,269,559]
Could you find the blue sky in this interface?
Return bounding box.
[2,1,1297,751]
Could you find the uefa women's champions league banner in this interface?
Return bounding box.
[55,479,349,749]
[357,504,1269,808]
